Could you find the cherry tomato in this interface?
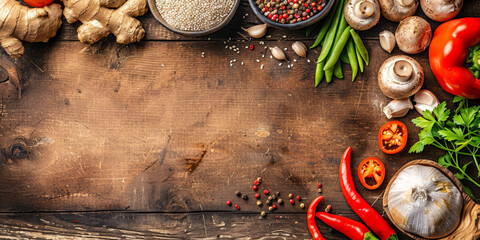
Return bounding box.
[378,120,408,154]
[23,0,54,7]
[358,157,385,190]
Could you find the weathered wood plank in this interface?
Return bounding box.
[0,212,412,239]
[0,39,466,214]
[52,0,480,42]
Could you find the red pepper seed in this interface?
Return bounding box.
[226,200,232,206]
[255,193,260,198]
[293,0,298,2]
[254,180,259,185]
[289,199,295,204]
[317,6,323,11]
[272,204,277,209]
[74,220,78,223]
[235,205,240,210]
[264,190,269,195]
[253,185,258,190]
[297,195,301,201]
[317,183,322,188]
[311,2,316,6]
[306,9,310,13]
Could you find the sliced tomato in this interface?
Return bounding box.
[378,120,408,154]
[358,157,385,190]
[23,0,54,7]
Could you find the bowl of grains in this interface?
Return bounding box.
[249,0,335,29]
[149,0,241,36]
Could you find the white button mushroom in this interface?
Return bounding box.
[378,0,418,22]
[395,16,432,54]
[378,55,424,99]
[421,0,463,22]
[344,0,381,31]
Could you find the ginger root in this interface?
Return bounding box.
[63,0,147,44]
[0,0,63,59]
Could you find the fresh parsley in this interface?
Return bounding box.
[409,96,480,202]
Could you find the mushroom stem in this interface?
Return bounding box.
[393,60,413,82]
[396,0,414,6]
[355,1,375,18]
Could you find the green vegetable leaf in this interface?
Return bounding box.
[438,154,453,168]
[452,114,465,126]
[438,128,464,141]
[409,141,425,153]
[412,117,434,131]
[433,102,450,123]
[462,161,473,172]
[462,184,479,203]
[418,130,435,145]
[455,173,465,180]
[423,109,436,122]
[453,96,465,103]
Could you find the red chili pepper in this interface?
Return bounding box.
[23,0,54,7]
[429,18,480,99]
[316,212,379,240]
[340,147,398,240]
[307,196,326,240]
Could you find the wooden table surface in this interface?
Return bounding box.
[0,0,479,239]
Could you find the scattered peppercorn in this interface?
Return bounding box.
[254,180,260,186]
[268,196,273,201]
[266,199,272,205]
[255,193,260,199]
[257,200,262,206]
[226,200,232,206]
[288,193,294,199]
[253,185,258,191]
[278,199,284,204]
[275,192,280,196]
[235,190,241,196]
[235,205,240,210]
[269,206,274,211]
[296,195,301,201]
[317,183,322,188]
[74,220,78,223]
[318,188,322,193]
[272,204,277,209]
[261,211,266,217]
[242,194,248,200]
[250,44,254,50]
[257,177,263,183]
[264,190,269,195]
[325,205,332,213]
[289,199,295,205]
[300,203,305,209]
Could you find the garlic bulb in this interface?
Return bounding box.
[242,24,267,38]
[387,165,463,238]
[270,47,287,61]
[414,89,439,114]
[383,98,413,119]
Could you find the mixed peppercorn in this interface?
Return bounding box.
[255,0,328,24]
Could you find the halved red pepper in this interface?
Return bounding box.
[358,157,385,190]
[429,17,480,99]
[378,121,407,154]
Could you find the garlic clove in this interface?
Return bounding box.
[292,41,307,58]
[383,98,413,119]
[379,30,395,53]
[242,24,267,39]
[270,46,287,61]
[413,89,439,114]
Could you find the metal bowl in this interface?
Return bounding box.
[248,0,335,30]
[147,0,241,37]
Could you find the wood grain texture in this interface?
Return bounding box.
[0,0,479,239]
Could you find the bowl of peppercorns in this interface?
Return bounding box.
[249,0,335,29]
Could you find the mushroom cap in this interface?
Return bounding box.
[420,0,463,22]
[378,55,424,99]
[395,16,432,54]
[344,0,381,31]
[378,0,418,22]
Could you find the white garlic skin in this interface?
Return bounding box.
[387,165,463,239]
[242,24,267,38]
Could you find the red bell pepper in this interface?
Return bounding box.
[316,212,379,240]
[429,18,480,99]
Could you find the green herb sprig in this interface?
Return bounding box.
[409,96,480,202]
